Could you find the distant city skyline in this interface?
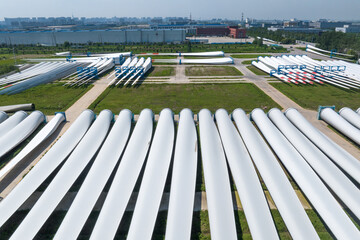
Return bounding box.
[1,0,360,21]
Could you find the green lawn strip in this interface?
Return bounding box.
[185,66,243,76]
[270,83,360,110]
[271,209,334,239]
[296,47,307,51]
[241,60,256,65]
[0,56,24,76]
[0,64,18,76]
[246,65,268,75]
[231,54,272,59]
[0,83,93,115]
[137,55,177,59]
[89,83,280,114]
[146,66,175,77]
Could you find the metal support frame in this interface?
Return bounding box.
[317,106,336,120]
[77,67,98,79]
[55,112,67,122]
[66,53,72,61]
[314,65,346,73]
[330,49,337,58]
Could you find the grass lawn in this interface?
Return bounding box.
[247,65,268,76]
[0,83,92,115]
[0,55,25,76]
[89,83,280,114]
[241,60,256,65]
[146,67,175,77]
[137,55,177,59]
[270,83,360,110]
[185,66,243,76]
[231,54,271,59]
[0,209,338,239]
[267,78,281,81]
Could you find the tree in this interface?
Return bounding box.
[63,41,71,49]
[187,40,192,52]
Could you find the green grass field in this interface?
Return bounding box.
[185,66,243,76]
[270,83,360,110]
[241,60,256,65]
[0,209,337,239]
[0,55,23,76]
[231,54,271,59]
[0,83,92,115]
[89,83,280,114]
[246,65,268,75]
[146,67,175,77]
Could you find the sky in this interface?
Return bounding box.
[0,0,359,21]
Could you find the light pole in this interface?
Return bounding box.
[13,47,17,65]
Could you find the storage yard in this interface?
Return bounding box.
[0,44,360,240]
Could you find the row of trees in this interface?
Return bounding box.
[0,41,287,55]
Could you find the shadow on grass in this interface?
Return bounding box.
[191,211,201,240]
[0,210,29,240]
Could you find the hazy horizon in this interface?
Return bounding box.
[1,0,360,22]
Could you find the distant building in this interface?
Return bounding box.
[4,17,78,28]
[336,25,360,33]
[152,23,227,36]
[284,20,300,28]
[247,23,262,28]
[228,26,246,38]
[268,26,323,33]
[150,17,163,25]
[283,20,309,28]
[309,21,351,29]
[196,27,229,36]
[261,23,282,28]
[0,29,186,45]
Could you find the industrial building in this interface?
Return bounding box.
[0,29,185,45]
[228,27,246,38]
[196,26,246,38]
